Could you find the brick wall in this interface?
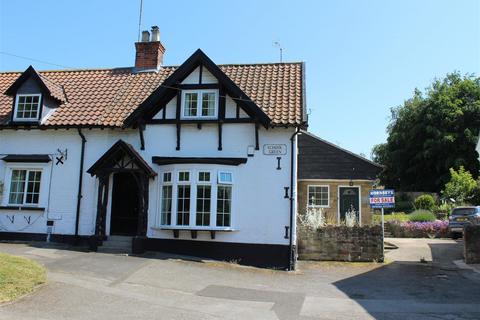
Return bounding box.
[134,41,165,69]
[298,180,377,225]
[464,225,480,264]
[297,225,384,262]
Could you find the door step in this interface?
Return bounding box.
[106,235,133,243]
[98,236,133,254]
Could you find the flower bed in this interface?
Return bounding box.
[387,220,449,238]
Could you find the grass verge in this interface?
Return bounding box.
[0,252,46,303]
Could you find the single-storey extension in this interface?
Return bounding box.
[297,131,382,225]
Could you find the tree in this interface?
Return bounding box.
[372,72,480,192]
[441,166,477,204]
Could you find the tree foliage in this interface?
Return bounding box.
[372,72,480,192]
[441,166,477,204]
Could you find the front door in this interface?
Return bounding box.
[110,172,139,235]
[339,187,360,223]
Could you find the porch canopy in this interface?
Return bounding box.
[87,140,156,178]
[87,140,156,238]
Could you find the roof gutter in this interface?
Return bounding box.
[288,126,301,270]
[75,128,87,237]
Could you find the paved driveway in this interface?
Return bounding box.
[0,239,479,320]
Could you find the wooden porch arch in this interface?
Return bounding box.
[87,140,156,238]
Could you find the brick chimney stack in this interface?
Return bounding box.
[134,26,165,70]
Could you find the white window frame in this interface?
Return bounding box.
[156,168,234,230]
[181,89,219,119]
[217,171,233,185]
[195,170,212,227]
[159,171,173,226]
[2,164,49,208]
[176,170,191,226]
[307,185,330,208]
[197,170,212,183]
[13,93,42,122]
[216,184,232,227]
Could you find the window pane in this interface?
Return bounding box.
[216,185,232,227]
[196,185,211,226]
[201,92,216,116]
[177,185,190,225]
[178,171,190,182]
[198,171,210,182]
[218,172,232,184]
[161,185,172,225]
[184,92,198,117]
[163,172,172,183]
[9,170,27,204]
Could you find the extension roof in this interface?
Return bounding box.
[298,131,382,180]
[0,50,306,128]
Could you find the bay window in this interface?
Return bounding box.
[158,169,233,229]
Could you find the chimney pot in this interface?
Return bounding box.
[141,30,150,42]
[151,26,160,42]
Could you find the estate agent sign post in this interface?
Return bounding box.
[369,189,395,247]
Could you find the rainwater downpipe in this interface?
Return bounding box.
[75,128,87,238]
[288,127,301,270]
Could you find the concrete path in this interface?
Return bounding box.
[0,240,479,319]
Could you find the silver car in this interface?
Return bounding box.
[448,206,480,239]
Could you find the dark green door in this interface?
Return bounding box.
[339,187,360,222]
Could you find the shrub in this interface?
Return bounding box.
[408,209,436,222]
[299,207,325,229]
[414,194,435,211]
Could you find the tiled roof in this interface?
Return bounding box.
[0,62,305,127]
[38,73,67,103]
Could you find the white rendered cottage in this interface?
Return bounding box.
[0,27,307,269]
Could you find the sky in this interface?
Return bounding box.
[1,0,479,157]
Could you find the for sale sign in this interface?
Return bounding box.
[369,189,395,208]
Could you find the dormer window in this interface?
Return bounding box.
[181,90,218,119]
[14,94,41,121]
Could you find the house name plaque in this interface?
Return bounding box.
[263,144,287,155]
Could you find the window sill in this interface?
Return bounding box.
[180,117,218,121]
[151,226,236,239]
[151,226,236,232]
[11,120,41,125]
[0,205,45,212]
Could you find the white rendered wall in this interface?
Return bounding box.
[0,124,296,245]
